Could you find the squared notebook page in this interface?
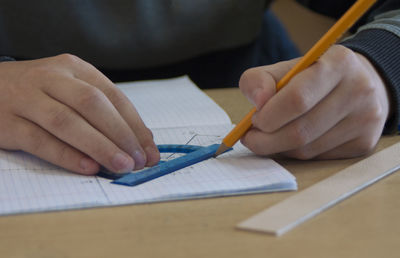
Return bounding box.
[0,77,296,216]
[0,125,296,215]
[117,76,232,129]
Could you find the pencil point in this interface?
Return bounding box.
[214,143,230,158]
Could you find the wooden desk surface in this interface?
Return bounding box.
[1,88,399,258]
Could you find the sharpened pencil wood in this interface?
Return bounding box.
[214,143,231,157]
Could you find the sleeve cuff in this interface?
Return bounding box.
[0,56,15,62]
[341,29,400,134]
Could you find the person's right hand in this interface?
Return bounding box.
[0,54,160,175]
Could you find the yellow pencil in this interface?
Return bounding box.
[214,0,377,157]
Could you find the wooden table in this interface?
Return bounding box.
[1,88,399,258]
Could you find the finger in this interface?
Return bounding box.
[64,58,160,166]
[42,75,147,169]
[241,78,355,156]
[314,135,379,159]
[16,91,135,173]
[99,86,160,167]
[239,59,298,110]
[305,111,383,160]
[281,115,360,159]
[254,45,356,134]
[13,115,99,175]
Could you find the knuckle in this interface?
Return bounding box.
[322,45,360,77]
[133,126,156,150]
[103,87,126,106]
[331,45,358,68]
[146,126,154,139]
[140,126,154,141]
[48,107,73,129]
[77,87,106,108]
[24,128,45,153]
[359,98,386,127]
[289,88,311,115]
[56,53,83,66]
[311,59,328,76]
[337,45,356,59]
[366,104,384,124]
[288,121,312,147]
[352,73,376,98]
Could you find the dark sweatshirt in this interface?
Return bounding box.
[1,0,400,131]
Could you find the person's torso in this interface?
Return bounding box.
[0,0,268,69]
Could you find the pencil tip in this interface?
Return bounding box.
[214,143,230,158]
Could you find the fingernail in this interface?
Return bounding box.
[145,145,160,166]
[80,157,98,174]
[112,153,134,173]
[132,150,146,170]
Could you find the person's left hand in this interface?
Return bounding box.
[239,45,390,159]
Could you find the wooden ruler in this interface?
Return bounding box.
[237,141,400,236]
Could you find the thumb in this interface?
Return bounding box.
[239,58,299,110]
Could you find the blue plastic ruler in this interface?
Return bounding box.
[113,144,231,186]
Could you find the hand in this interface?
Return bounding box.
[239,45,390,159]
[0,54,160,175]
